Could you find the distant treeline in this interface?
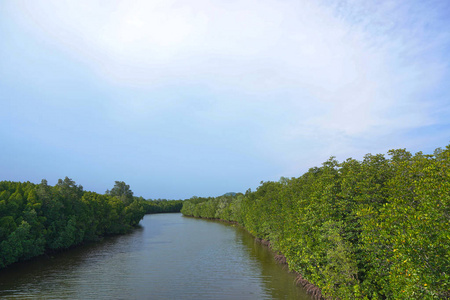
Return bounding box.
[0,178,148,269]
[181,145,450,300]
[141,199,183,214]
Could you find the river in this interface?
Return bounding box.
[0,213,312,299]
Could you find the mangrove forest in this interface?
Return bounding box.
[181,144,450,299]
[0,178,182,269]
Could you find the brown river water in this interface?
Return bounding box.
[0,213,312,299]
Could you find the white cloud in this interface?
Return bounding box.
[7,0,450,178]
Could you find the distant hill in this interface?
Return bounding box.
[222,192,237,196]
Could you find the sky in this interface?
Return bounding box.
[1,0,449,199]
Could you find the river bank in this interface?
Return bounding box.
[183,215,325,300]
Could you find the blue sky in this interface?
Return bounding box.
[1,0,449,199]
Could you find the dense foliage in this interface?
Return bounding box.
[181,145,450,299]
[141,199,184,214]
[0,178,146,269]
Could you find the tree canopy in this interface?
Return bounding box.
[106,181,134,205]
[0,178,145,269]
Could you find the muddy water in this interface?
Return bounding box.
[0,213,312,299]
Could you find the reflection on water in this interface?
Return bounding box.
[0,213,311,299]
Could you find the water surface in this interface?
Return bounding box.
[0,213,311,299]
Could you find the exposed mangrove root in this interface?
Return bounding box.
[274,254,287,265]
[295,274,325,300]
[255,237,271,247]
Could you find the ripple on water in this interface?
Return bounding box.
[0,214,312,300]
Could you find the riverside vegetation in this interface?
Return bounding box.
[0,178,182,269]
[181,145,450,299]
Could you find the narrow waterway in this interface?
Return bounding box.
[0,213,312,299]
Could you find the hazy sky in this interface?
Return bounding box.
[1,0,449,199]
